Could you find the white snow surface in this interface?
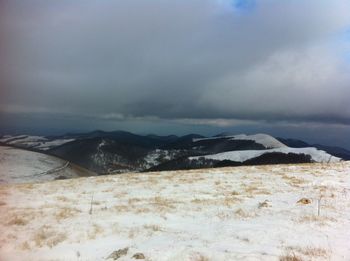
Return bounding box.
[193,133,287,149]
[0,135,74,150]
[190,147,341,163]
[230,134,287,148]
[0,146,89,184]
[35,139,75,150]
[1,162,350,260]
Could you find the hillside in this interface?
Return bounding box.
[0,146,95,184]
[0,162,349,260]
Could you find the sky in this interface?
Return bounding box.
[1,0,350,148]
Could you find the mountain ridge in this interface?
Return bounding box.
[1,131,347,174]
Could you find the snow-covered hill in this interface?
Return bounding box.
[193,133,287,149]
[0,135,74,150]
[0,146,94,184]
[190,147,341,163]
[0,162,349,260]
[231,134,288,149]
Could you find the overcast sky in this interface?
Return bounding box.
[1,0,350,148]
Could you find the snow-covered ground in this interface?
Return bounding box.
[0,135,74,150]
[0,146,93,184]
[1,162,350,260]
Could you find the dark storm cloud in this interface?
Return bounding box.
[1,0,350,126]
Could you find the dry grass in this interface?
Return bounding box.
[279,253,303,261]
[7,216,28,226]
[55,207,81,221]
[222,195,241,206]
[234,208,256,219]
[20,241,31,251]
[282,175,306,187]
[191,198,208,204]
[143,224,163,232]
[216,210,238,220]
[295,214,336,226]
[113,204,130,212]
[133,206,152,214]
[283,246,330,260]
[56,196,70,202]
[190,195,241,207]
[88,224,104,240]
[243,185,271,196]
[18,183,35,190]
[258,200,271,208]
[298,247,329,258]
[114,191,128,198]
[128,197,142,204]
[128,227,141,239]
[33,225,67,248]
[190,253,210,261]
[152,196,178,211]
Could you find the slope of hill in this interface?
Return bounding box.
[0,162,349,260]
[0,146,95,184]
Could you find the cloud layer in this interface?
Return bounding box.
[1,0,350,127]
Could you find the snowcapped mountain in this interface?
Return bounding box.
[0,146,95,184]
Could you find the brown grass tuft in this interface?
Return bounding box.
[7,216,28,226]
[279,253,303,261]
[55,207,81,221]
[143,224,163,232]
[88,224,104,240]
[33,225,67,247]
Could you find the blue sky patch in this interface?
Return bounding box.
[232,0,255,10]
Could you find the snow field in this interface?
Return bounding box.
[0,162,350,260]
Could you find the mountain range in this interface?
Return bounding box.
[1,130,349,175]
